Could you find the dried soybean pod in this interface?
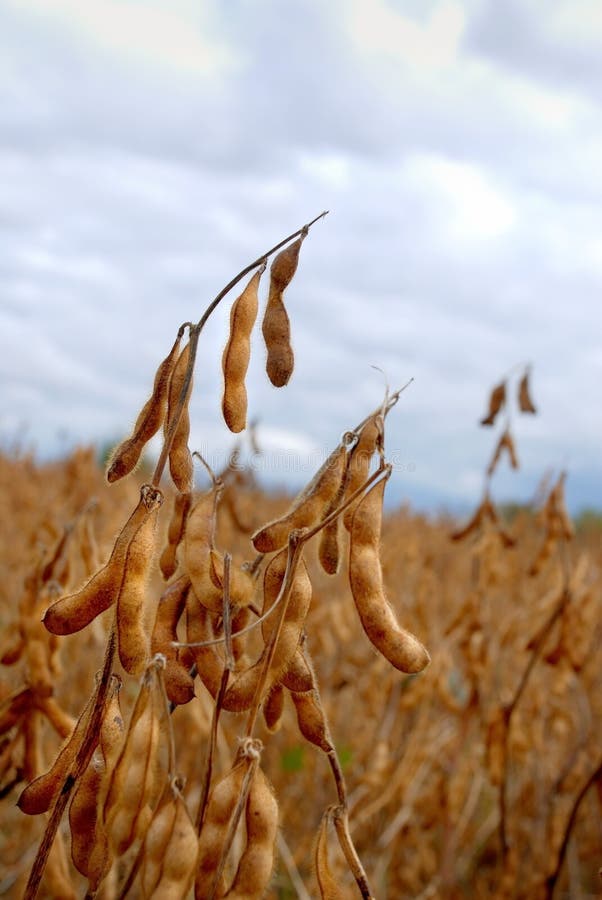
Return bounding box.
[86,686,125,888]
[518,368,537,414]
[107,332,183,483]
[117,488,163,676]
[280,645,313,693]
[18,691,95,815]
[503,431,519,469]
[165,341,194,493]
[185,593,223,700]
[260,549,307,648]
[43,487,155,635]
[184,486,224,613]
[450,500,486,542]
[262,236,304,388]
[226,766,278,899]
[151,576,195,706]
[209,550,255,609]
[160,491,192,580]
[552,472,575,540]
[222,553,312,712]
[290,689,335,754]
[69,751,105,879]
[318,451,349,574]
[141,782,198,899]
[315,807,346,900]
[318,515,342,576]
[104,667,164,855]
[349,477,430,674]
[480,381,506,426]
[271,235,304,290]
[487,429,519,477]
[222,269,262,433]
[263,284,293,387]
[231,606,252,666]
[263,684,285,733]
[195,759,248,899]
[252,444,347,552]
[99,681,125,770]
[342,415,383,532]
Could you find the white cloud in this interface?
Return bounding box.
[347,0,465,69]
[405,153,516,240]
[6,0,236,77]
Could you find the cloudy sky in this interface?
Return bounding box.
[1,0,601,513]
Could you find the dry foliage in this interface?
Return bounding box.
[0,221,601,900]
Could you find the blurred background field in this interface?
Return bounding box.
[1,445,600,898]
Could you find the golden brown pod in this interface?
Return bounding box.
[165,342,194,493]
[263,683,285,733]
[518,368,536,414]
[342,415,382,532]
[226,765,279,899]
[160,491,192,580]
[271,236,304,290]
[487,429,519,477]
[480,381,506,426]
[141,783,198,899]
[185,593,223,701]
[195,758,248,899]
[107,332,182,482]
[117,490,163,676]
[43,485,160,635]
[104,668,164,855]
[290,689,334,754]
[349,478,430,674]
[184,487,223,613]
[550,472,574,541]
[222,551,312,712]
[18,691,95,815]
[209,550,255,609]
[151,576,195,706]
[315,807,346,900]
[69,752,105,879]
[450,497,487,542]
[262,237,305,389]
[280,644,313,693]
[252,444,347,553]
[222,269,261,433]
[263,284,293,388]
[86,686,125,887]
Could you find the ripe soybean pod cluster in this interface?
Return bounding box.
[20,213,436,900]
